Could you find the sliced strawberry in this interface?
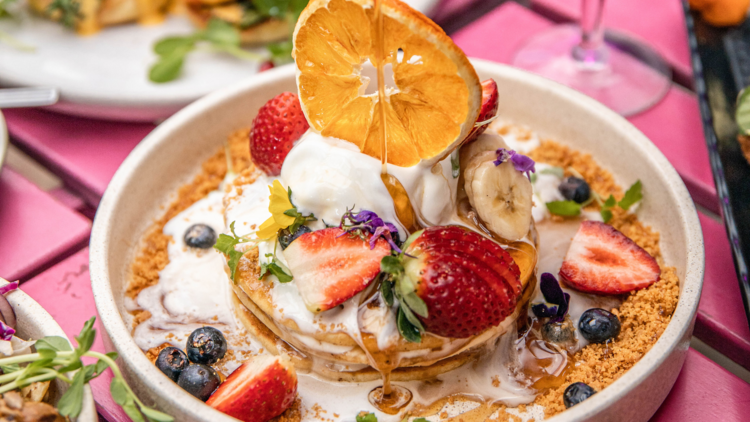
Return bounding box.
[207,355,297,422]
[403,226,521,338]
[559,221,661,294]
[463,79,499,145]
[249,92,310,176]
[284,228,390,313]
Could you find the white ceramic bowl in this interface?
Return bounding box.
[90,60,705,422]
[0,279,97,421]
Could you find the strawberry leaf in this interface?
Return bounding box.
[402,292,428,318]
[380,275,394,307]
[546,200,581,217]
[397,307,422,343]
[380,255,403,275]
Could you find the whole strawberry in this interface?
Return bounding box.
[400,226,521,338]
[249,92,309,176]
[463,79,499,145]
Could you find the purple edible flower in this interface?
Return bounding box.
[339,208,403,253]
[0,321,15,341]
[531,273,570,323]
[0,282,18,296]
[494,148,536,180]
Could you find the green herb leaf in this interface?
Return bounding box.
[45,0,81,28]
[539,166,564,178]
[153,36,195,56]
[35,336,72,352]
[251,0,290,17]
[202,18,241,46]
[603,194,616,208]
[0,0,19,18]
[149,50,190,84]
[600,194,616,223]
[261,262,293,283]
[737,87,750,135]
[110,377,130,406]
[451,150,460,179]
[122,401,147,422]
[546,200,581,217]
[141,406,175,422]
[397,307,422,343]
[601,209,613,223]
[267,40,293,65]
[0,363,20,374]
[356,412,378,422]
[58,369,85,416]
[214,221,247,281]
[380,255,404,275]
[413,418,430,422]
[618,180,642,211]
[530,173,537,184]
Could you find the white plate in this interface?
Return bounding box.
[0,0,439,122]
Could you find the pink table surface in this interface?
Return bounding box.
[451,2,718,215]
[529,0,693,82]
[695,212,750,371]
[23,247,750,422]
[4,108,154,207]
[20,248,129,422]
[0,167,91,282]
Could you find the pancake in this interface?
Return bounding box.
[229,235,538,381]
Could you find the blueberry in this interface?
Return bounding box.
[541,319,576,347]
[155,347,189,382]
[184,224,217,249]
[278,225,312,250]
[186,327,227,365]
[177,364,221,401]
[578,308,621,343]
[559,177,591,204]
[563,382,596,408]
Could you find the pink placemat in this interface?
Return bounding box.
[0,168,90,281]
[21,248,130,422]
[451,2,718,214]
[695,212,750,370]
[530,0,693,81]
[4,108,154,206]
[651,348,750,421]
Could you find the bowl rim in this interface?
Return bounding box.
[90,60,705,421]
[0,279,97,421]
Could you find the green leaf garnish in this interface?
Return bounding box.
[737,87,750,135]
[397,307,422,343]
[539,166,564,178]
[618,180,642,211]
[546,200,581,217]
[260,261,293,283]
[45,0,81,28]
[600,194,616,223]
[214,221,250,282]
[0,317,172,421]
[357,412,378,422]
[380,274,394,307]
[149,18,265,83]
[451,150,460,179]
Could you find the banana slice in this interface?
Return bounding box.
[459,133,510,172]
[469,160,533,241]
[463,151,496,200]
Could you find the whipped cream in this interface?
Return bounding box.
[128,188,260,374]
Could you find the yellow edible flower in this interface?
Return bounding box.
[257,180,296,239]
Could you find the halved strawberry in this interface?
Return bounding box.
[249,92,310,176]
[403,226,521,338]
[284,228,390,313]
[207,355,297,422]
[463,79,499,145]
[559,221,661,294]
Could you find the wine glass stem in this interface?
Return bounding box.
[572,0,607,68]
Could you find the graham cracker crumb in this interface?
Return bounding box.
[127,129,251,303]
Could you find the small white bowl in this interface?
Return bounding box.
[0,279,97,421]
[90,61,705,422]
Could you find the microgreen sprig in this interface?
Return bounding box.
[45,0,81,28]
[356,411,429,422]
[379,230,428,343]
[214,221,256,282]
[0,317,172,421]
[149,18,265,83]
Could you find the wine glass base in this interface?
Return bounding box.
[511,25,672,117]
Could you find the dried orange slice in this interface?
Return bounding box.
[292,0,482,167]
